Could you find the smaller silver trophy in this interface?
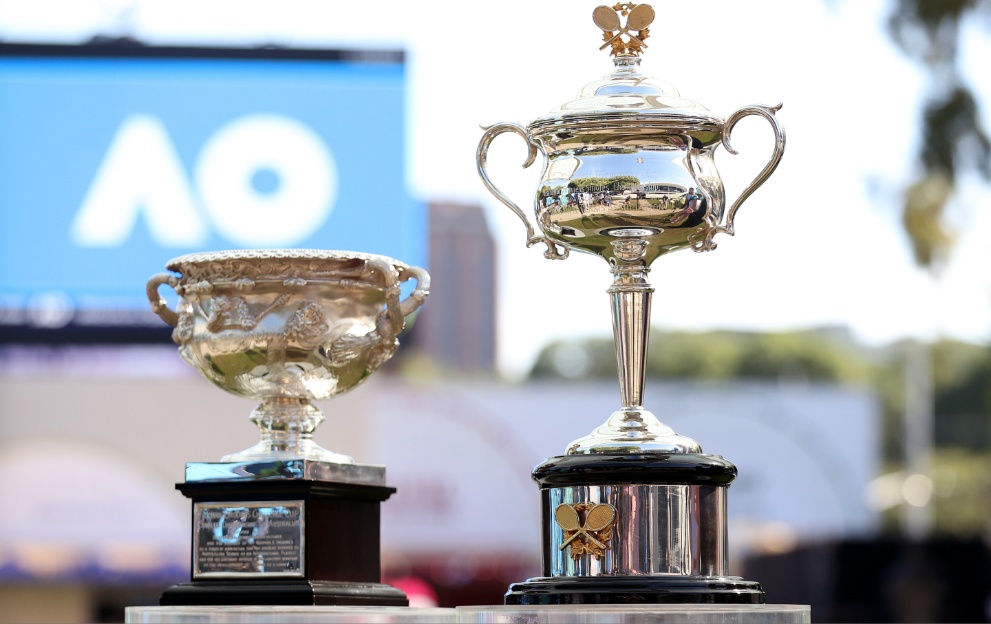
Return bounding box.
[146,249,429,606]
[477,2,785,605]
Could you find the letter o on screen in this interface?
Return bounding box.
[195,114,337,247]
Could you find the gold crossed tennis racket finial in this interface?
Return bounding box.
[593,3,655,57]
[555,502,617,561]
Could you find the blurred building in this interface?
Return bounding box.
[410,202,496,374]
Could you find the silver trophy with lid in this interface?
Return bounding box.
[477,3,785,604]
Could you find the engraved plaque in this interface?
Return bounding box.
[193,501,304,579]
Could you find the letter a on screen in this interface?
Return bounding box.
[71,115,207,248]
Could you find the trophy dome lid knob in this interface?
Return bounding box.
[593,3,656,58]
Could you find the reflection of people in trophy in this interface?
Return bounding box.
[215,508,250,544]
[687,192,707,227]
[253,511,271,539]
[686,187,699,212]
[475,1,788,608]
[673,187,700,225]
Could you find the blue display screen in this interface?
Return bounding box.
[0,45,422,334]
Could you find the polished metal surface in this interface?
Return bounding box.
[193,500,305,579]
[542,484,728,578]
[147,249,430,464]
[476,4,785,454]
[185,459,387,486]
[567,263,701,454]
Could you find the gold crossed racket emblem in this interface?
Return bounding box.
[593,3,655,57]
[555,502,617,561]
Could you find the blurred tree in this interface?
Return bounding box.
[529,331,991,459]
[568,177,611,191]
[885,0,991,269]
[879,1,991,537]
[529,328,873,384]
[529,331,991,535]
[874,339,991,458]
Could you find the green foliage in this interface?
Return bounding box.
[529,329,991,461]
[567,176,641,191]
[884,0,991,270]
[876,448,991,537]
[867,339,991,459]
[530,327,874,385]
[567,177,610,191]
[929,448,991,537]
[530,328,991,536]
[606,175,641,188]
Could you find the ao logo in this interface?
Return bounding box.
[71,114,338,248]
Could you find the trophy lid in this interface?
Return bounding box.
[527,3,723,140]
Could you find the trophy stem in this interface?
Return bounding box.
[609,262,652,411]
[221,397,355,464]
[566,250,701,455]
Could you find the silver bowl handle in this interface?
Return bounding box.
[398,265,431,318]
[476,122,569,260]
[146,273,180,327]
[691,103,786,251]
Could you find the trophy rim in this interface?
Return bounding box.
[528,112,723,139]
[165,248,410,272]
[532,453,737,487]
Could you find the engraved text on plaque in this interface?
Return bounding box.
[193,501,304,579]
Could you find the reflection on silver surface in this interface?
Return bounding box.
[193,501,304,579]
[147,249,430,464]
[477,10,785,454]
[477,55,787,266]
[543,484,727,578]
[185,459,387,486]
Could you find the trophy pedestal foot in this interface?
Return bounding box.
[507,452,765,605]
[163,462,407,607]
[565,408,702,455]
[505,575,765,605]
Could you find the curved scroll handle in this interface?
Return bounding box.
[398,265,431,318]
[690,103,786,252]
[146,273,181,327]
[476,122,569,260]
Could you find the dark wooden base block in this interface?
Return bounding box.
[162,477,407,607]
[161,579,407,606]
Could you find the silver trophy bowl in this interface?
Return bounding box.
[147,249,429,464]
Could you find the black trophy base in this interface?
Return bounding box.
[505,575,766,605]
[160,579,408,607]
[164,472,407,607]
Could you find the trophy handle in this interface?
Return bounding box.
[476,122,569,260]
[397,265,431,317]
[690,103,786,251]
[146,272,181,327]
